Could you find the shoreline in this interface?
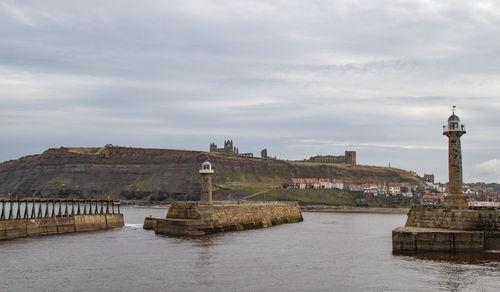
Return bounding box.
[120,201,410,214]
[300,205,410,214]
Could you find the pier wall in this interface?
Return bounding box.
[143,216,158,230]
[392,227,484,252]
[405,205,500,231]
[0,214,124,240]
[155,202,303,236]
[393,205,500,252]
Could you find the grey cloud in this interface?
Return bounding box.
[1,0,500,183]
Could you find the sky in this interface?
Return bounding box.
[1,0,500,183]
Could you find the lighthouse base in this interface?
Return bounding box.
[444,194,469,208]
[147,201,303,236]
[392,205,500,252]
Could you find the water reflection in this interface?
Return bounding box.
[395,252,500,291]
[395,251,500,265]
[2,209,499,291]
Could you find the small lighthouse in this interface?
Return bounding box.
[199,161,214,204]
[443,106,468,207]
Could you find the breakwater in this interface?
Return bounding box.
[0,199,124,240]
[392,205,500,252]
[147,201,303,236]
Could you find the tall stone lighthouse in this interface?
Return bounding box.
[199,161,214,204]
[443,107,468,207]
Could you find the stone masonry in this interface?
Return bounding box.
[153,201,303,236]
[443,112,467,207]
[392,109,500,252]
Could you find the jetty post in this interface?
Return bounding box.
[199,161,214,204]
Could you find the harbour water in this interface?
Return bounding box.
[0,207,499,291]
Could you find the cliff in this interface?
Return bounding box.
[0,146,422,201]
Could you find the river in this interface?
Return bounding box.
[0,207,499,291]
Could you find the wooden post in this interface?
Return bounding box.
[9,200,14,220]
[63,200,68,216]
[105,200,109,214]
[100,200,104,214]
[31,200,36,218]
[38,200,43,218]
[16,200,21,219]
[57,200,62,216]
[83,200,87,215]
[0,200,4,220]
[51,200,55,217]
[45,200,50,218]
[89,200,93,215]
[111,201,115,214]
[117,202,120,214]
[23,200,29,219]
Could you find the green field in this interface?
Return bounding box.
[248,188,356,206]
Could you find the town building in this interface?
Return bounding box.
[333,179,344,190]
[423,174,435,184]
[422,194,444,205]
[319,178,333,189]
[289,178,306,189]
[388,183,401,195]
[289,178,344,190]
[349,184,364,192]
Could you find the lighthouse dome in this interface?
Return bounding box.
[448,114,460,122]
[444,111,465,133]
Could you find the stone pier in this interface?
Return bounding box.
[147,201,303,236]
[392,206,500,252]
[0,199,124,241]
[392,110,500,252]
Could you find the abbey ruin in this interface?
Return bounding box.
[305,151,356,165]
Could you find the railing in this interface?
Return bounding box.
[0,199,121,221]
[182,200,298,205]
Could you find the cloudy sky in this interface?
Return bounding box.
[1,0,500,183]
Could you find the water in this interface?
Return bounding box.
[1,207,499,291]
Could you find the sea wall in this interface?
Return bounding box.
[393,205,500,252]
[405,205,500,232]
[392,227,484,252]
[155,202,303,236]
[143,216,158,230]
[0,214,124,241]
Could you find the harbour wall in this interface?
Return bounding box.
[0,199,124,241]
[154,201,303,236]
[393,206,500,252]
[143,216,158,230]
[404,205,500,231]
[0,214,124,240]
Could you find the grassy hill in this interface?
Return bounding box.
[0,146,423,202]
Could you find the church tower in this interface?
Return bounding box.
[443,107,468,207]
[199,161,214,204]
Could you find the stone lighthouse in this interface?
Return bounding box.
[199,161,214,204]
[443,107,468,207]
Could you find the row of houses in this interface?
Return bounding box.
[348,182,420,196]
[289,178,344,190]
[422,193,500,207]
